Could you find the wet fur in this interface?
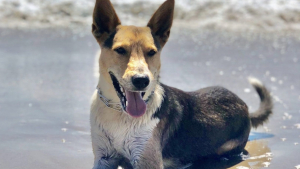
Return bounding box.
[90,0,273,169]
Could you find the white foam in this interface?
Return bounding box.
[1,0,300,32]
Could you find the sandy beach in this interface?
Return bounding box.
[0,27,299,169]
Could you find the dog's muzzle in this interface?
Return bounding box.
[97,72,154,118]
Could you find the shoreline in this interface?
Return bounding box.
[2,0,300,34]
[2,24,300,42]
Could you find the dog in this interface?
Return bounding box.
[90,0,273,168]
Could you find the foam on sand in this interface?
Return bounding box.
[1,0,300,32]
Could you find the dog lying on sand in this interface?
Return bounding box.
[90,0,273,168]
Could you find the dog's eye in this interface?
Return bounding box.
[147,50,157,57]
[114,47,127,55]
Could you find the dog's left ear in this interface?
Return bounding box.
[147,0,174,48]
[92,0,121,43]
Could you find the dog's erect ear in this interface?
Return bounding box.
[147,0,174,47]
[92,0,121,41]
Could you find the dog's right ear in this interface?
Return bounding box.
[92,0,121,42]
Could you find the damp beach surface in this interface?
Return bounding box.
[1,23,300,169]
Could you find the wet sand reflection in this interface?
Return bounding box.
[191,134,272,169]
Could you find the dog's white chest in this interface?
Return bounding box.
[109,119,157,159]
[91,95,159,161]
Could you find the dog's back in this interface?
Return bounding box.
[154,84,249,165]
[153,79,272,167]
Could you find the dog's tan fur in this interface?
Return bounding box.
[98,26,161,94]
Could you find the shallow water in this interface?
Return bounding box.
[0,28,299,169]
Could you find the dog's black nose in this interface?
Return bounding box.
[132,75,150,89]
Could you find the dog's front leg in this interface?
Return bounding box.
[93,157,119,169]
[133,130,163,169]
[91,130,119,169]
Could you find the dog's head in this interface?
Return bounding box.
[92,0,174,117]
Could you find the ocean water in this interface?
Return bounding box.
[1,0,300,31]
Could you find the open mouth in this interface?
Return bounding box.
[109,72,147,118]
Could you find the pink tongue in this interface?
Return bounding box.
[125,90,146,118]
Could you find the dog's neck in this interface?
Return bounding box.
[97,73,120,103]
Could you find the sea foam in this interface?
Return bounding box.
[1,0,300,32]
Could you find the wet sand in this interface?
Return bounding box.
[0,28,299,169]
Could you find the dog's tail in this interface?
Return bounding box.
[248,77,273,128]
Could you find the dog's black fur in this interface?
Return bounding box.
[155,84,251,164]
